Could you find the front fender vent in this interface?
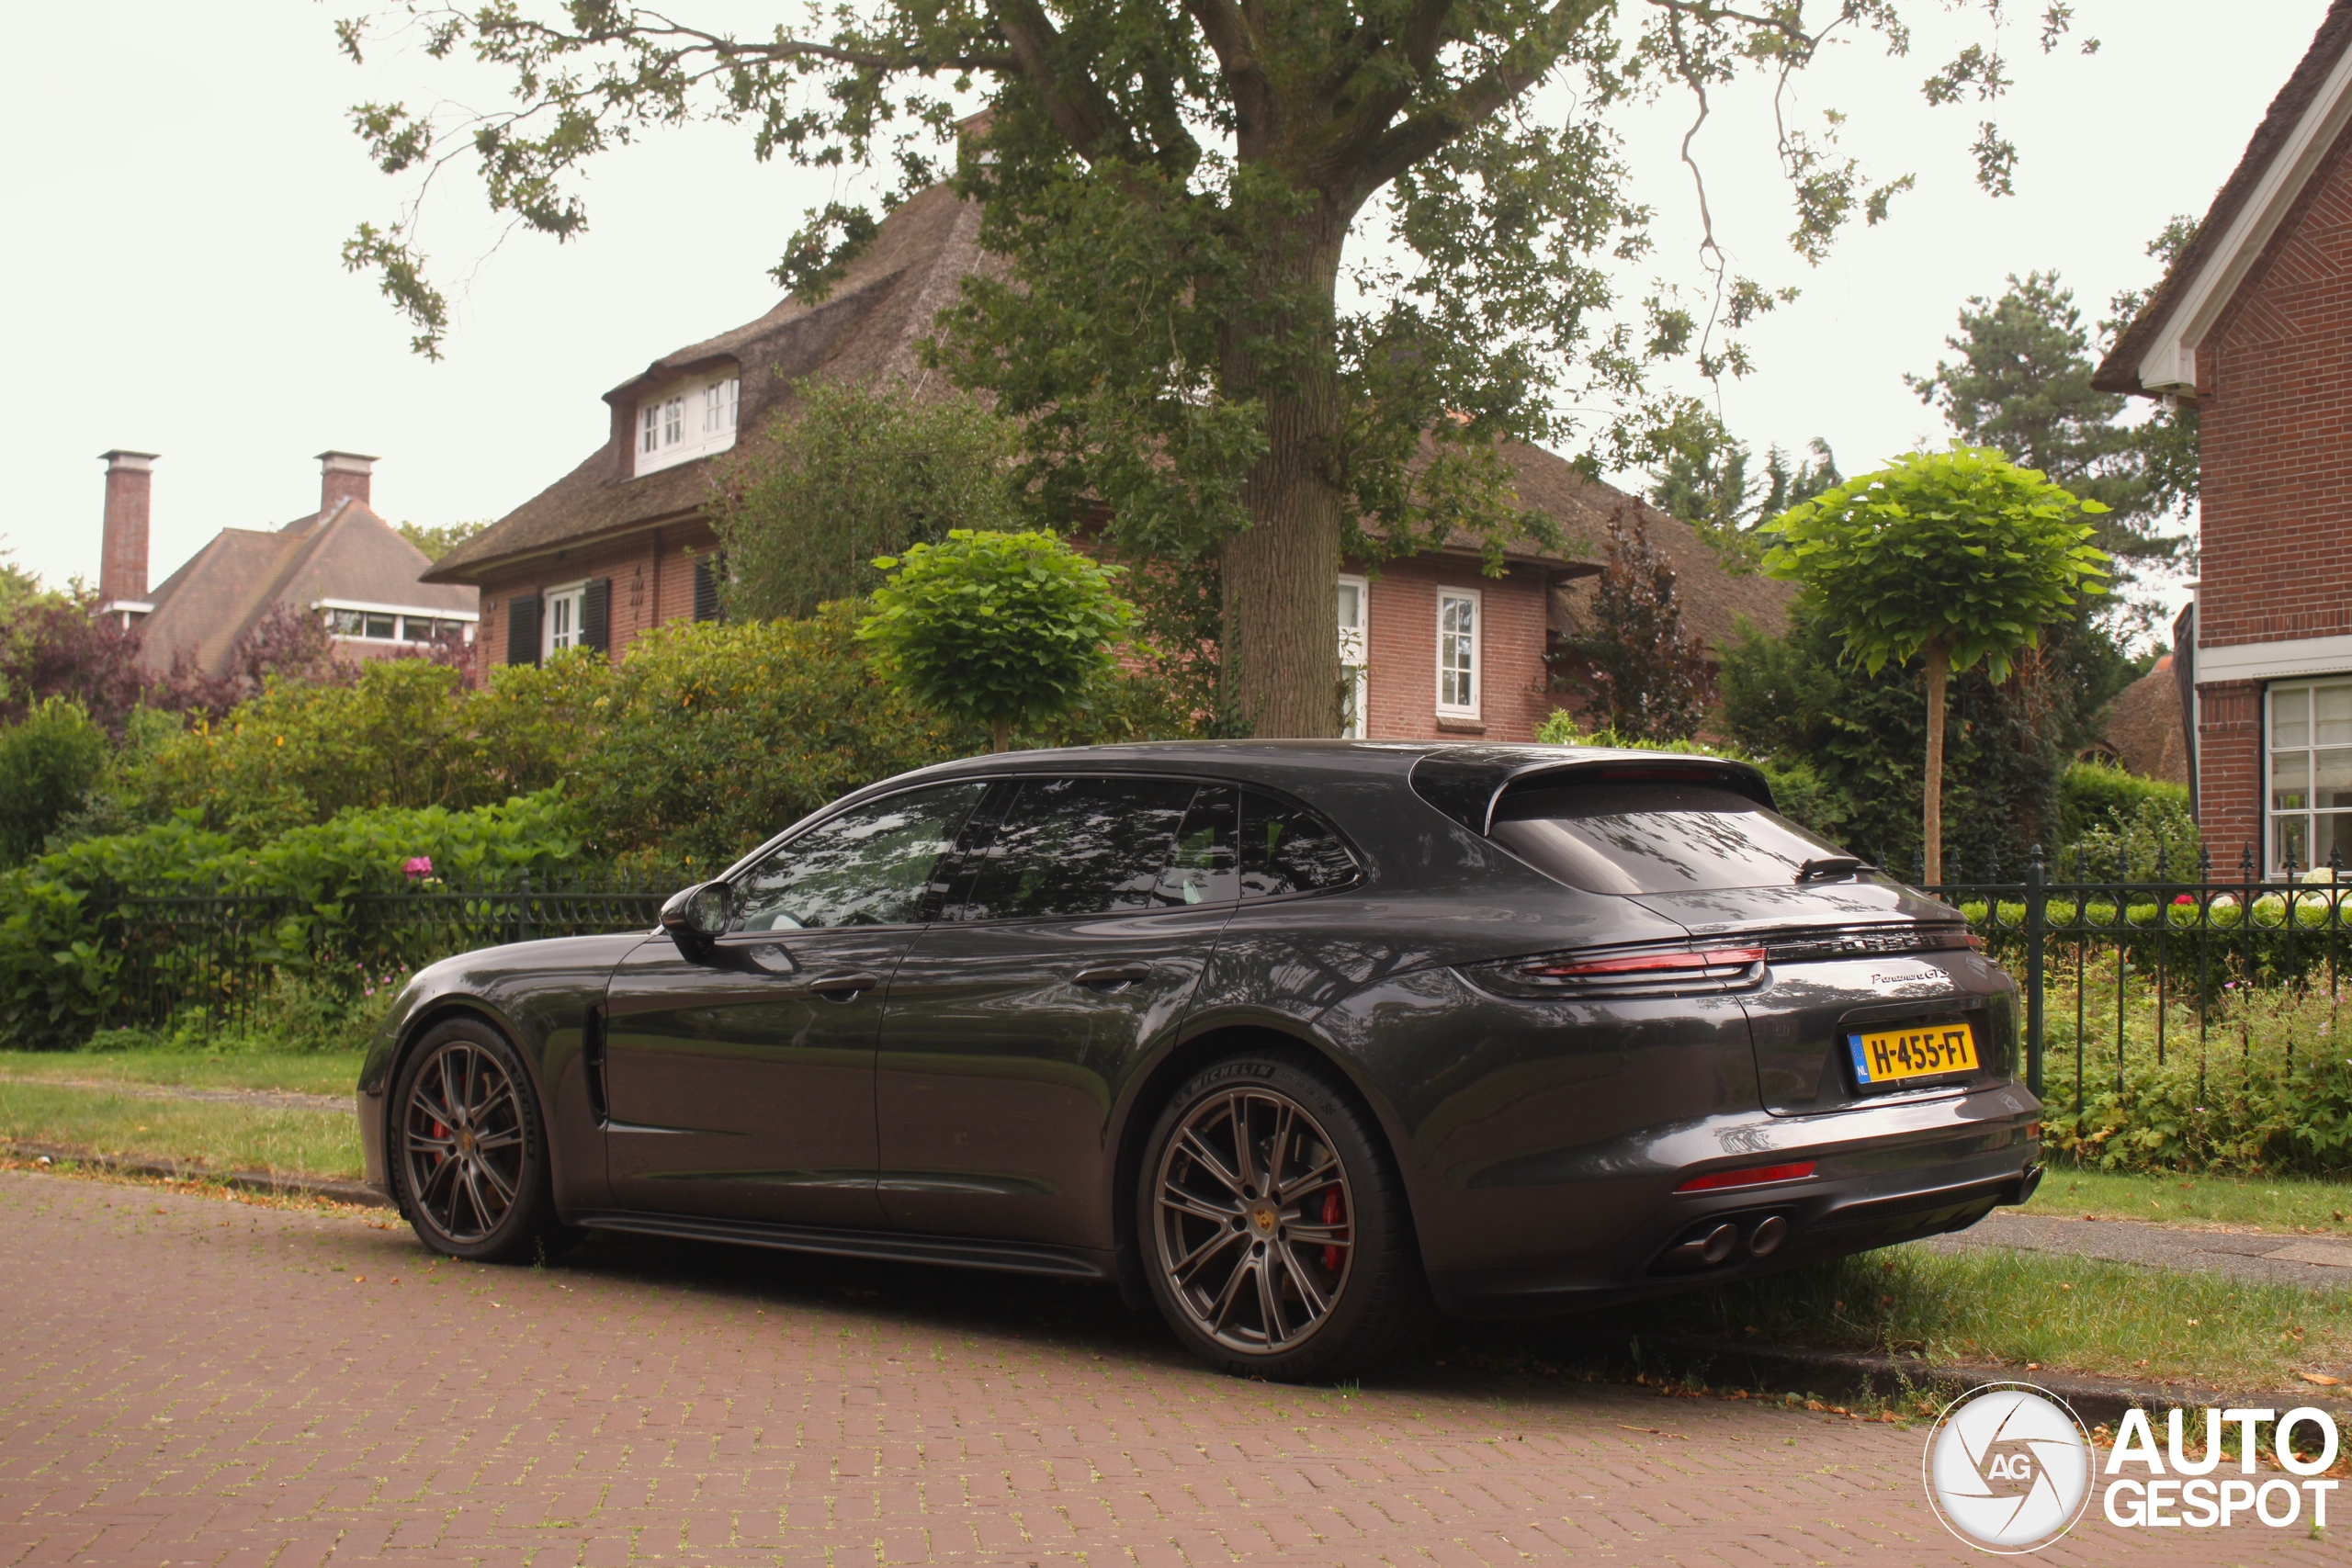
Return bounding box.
[1464,943,1767,1000]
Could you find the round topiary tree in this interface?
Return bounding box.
[1760,446,2109,883]
[856,529,1134,753]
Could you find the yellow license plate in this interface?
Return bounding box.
[1848,1022,1979,1087]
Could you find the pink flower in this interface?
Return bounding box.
[403,855,434,879]
[2173,894,2195,906]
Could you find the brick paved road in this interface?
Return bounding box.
[0,1169,2330,1567]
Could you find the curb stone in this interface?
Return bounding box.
[5,1140,391,1211]
[1640,1333,2352,1430]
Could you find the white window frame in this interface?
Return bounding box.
[317,598,481,645]
[543,581,588,658]
[1435,586,1481,720]
[2267,677,2352,875]
[635,370,741,476]
[1337,574,1369,739]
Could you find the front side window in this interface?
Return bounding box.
[543,583,585,655]
[733,783,989,931]
[2270,681,2352,873]
[1337,575,1368,739]
[1490,780,1854,896]
[961,777,1225,920]
[1437,588,1479,716]
[326,608,366,637]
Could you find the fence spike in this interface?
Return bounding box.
[2241,843,2256,884]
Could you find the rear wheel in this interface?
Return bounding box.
[1138,1054,1432,1381]
[390,1018,569,1263]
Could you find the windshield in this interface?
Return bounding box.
[1488,781,1868,896]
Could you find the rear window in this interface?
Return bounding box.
[1488,781,1861,895]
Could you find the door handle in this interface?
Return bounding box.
[803,969,881,1001]
[1073,962,1152,989]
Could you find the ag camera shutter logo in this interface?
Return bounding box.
[1922,1382,2093,1552]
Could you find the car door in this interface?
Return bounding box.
[875,776,1239,1249]
[601,781,987,1230]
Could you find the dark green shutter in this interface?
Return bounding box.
[582,577,611,653]
[693,555,725,622]
[505,593,542,667]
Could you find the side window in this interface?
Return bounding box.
[1241,791,1361,897]
[1158,785,1238,907]
[732,782,988,931]
[962,777,1218,920]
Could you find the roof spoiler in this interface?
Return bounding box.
[1408,748,1777,837]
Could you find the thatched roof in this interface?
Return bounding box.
[2094,0,2352,396]
[139,499,473,676]
[2101,656,2191,784]
[426,185,1797,652]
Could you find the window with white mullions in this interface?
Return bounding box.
[1436,588,1479,718]
[635,371,741,476]
[543,581,586,657]
[2268,680,2352,874]
[1337,575,1368,739]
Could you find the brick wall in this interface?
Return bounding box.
[1357,558,1554,743]
[474,518,718,676]
[2191,112,2352,854]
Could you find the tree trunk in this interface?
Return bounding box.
[1220,206,1349,739]
[1922,640,1949,885]
[991,716,1011,754]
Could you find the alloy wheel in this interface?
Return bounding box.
[1152,1085,1352,1355]
[400,1040,527,1245]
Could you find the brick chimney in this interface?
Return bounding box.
[317,450,377,515]
[97,449,157,610]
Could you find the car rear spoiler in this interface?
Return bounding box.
[1408,746,1777,837]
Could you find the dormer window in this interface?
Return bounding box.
[635,370,740,476]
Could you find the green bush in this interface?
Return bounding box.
[2058,759,2188,849]
[2042,977,2352,1176]
[0,792,584,1051]
[0,697,107,865]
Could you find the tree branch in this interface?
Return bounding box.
[985,0,1125,161]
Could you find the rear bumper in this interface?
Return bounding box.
[1424,1088,2041,1317]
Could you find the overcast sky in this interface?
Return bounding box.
[1,2,2325,637]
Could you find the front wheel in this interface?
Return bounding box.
[390,1018,569,1263]
[1137,1055,1433,1381]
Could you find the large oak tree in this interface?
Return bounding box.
[341,0,2084,735]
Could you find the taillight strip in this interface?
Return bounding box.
[1676,1160,1817,1193]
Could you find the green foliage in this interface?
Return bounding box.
[396,519,492,562]
[859,531,1134,752]
[2057,760,2190,854]
[2104,216,2203,521]
[1717,600,2135,870]
[341,0,2057,733]
[0,698,107,866]
[0,793,583,1051]
[1908,271,2184,569]
[2041,979,2352,1177]
[2061,791,2200,882]
[571,607,981,870]
[1645,406,1841,570]
[1761,447,2110,682]
[710,381,1025,621]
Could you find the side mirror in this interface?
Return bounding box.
[658,880,734,958]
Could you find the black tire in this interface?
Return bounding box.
[389,1016,570,1264]
[1136,1052,1434,1382]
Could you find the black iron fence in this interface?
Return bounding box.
[1921,845,2351,1119]
[98,872,677,1035]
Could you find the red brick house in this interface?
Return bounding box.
[94,450,478,677]
[425,185,1789,740]
[2097,0,2352,872]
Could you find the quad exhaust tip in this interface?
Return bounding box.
[1657,1212,1791,1271]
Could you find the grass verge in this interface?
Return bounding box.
[2022,1163,2352,1234]
[0,1050,366,1097]
[1568,1242,2352,1391]
[0,1081,362,1179]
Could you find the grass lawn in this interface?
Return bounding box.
[2022,1163,2352,1234]
[0,1050,366,1097]
[1548,1240,2352,1394]
[0,1051,366,1179]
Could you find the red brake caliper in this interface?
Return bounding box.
[1321,1186,1346,1273]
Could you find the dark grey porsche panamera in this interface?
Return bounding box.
[357,741,2041,1379]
